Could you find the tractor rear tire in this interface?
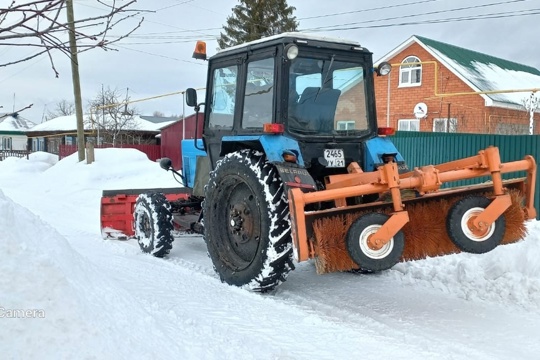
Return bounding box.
[446,195,505,254]
[133,192,174,258]
[203,150,294,292]
[346,213,405,272]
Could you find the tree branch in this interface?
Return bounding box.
[0,0,143,74]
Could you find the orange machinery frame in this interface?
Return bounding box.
[288,146,537,262]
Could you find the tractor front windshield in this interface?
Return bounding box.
[287,56,370,137]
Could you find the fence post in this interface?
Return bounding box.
[86,142,95,164]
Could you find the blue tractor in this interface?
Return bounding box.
[131,33,536,292]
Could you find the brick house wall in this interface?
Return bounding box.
[373,42,539,134]
[335,83,369,130]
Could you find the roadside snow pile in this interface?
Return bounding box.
[0,152,57,178]
[0,190,188,359]
[40,148,181,193]
[0,190,101,358]
[392,221,540,309]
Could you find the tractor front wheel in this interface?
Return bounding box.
[346,213,405,272]
[446,195,505,254]
[133,192,174,257]
[203,150,294,292]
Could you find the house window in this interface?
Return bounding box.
[433,118,458,133]
[495,123,528,135]
[397,119,420,131]
[1,137,12,150]
[399,56,422,87]
[337,121,356,130]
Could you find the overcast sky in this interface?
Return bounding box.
[1,0,539,124]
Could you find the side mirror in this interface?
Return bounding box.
[186,88,198,107]
[159,157,173,171]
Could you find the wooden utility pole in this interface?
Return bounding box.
[66,0,85,161]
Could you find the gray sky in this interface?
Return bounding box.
[1,0,539,124]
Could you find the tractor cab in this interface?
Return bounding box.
[186,33,398,187]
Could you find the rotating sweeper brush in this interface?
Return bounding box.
[288,146,536,274]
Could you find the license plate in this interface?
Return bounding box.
[324,149,345,168]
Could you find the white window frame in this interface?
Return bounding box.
[399,56,422,87]
[1,137,12,150]
[336,120,355,130]
[433,118,458,133]
[397,119,420,131]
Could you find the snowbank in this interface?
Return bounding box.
[392,221,540,309]
[0,190,102,358]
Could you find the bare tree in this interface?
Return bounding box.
[46,99,75,120]
[522,92,539,135]
[0,0,143,77]
[88,86,139,146]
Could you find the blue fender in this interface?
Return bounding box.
[364,137,407,172]
[221,135,306,166]
[181,139,206,188]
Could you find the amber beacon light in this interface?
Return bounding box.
[192,41,207,60]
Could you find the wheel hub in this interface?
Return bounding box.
[359,225,394,259]
[229,203,254,241]
[222,184,262,264]
[461,207,496,242]
[138,212,152,239]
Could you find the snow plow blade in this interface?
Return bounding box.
[100,188,192,239]
[288,146,537,274]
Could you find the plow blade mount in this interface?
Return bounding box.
[288,146,537,274]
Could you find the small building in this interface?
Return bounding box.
[374,35,540,134]
[0,112,36,156]
[160,113,203,170]
[25,114,175,154]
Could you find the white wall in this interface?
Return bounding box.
[1,135,28,151]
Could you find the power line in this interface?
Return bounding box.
[299,0,443,21]
[303,0,529,31]
[154,0,196,12]
[304,8,540,32]
[112,44,206,66]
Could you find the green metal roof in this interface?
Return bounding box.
[414,35,540,107]
[416,35,540,76]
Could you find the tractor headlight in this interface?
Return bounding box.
[285,44,299,60]
[376,62,392,76]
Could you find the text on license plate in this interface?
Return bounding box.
[324,149,345,168]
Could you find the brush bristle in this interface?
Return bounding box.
[312,189,527,274]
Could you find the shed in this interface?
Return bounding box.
[160,113,203,170]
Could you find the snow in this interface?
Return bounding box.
[219,31,361,55]
[0,114,36,131]
[1,148,540,359]
[28,114,174,133]
[427,47,540,107]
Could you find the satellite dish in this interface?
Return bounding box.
[413,102,428,119]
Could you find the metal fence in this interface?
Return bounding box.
[393,131,540,219]
[0,150,30,161]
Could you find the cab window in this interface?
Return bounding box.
[209,65,238,129]
[242,58,275,129]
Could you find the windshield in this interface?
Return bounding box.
[287,56,369,136]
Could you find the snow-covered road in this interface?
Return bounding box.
[1,150,540,359]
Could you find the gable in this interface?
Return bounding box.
[416,36,540,108]
[377,35,540,109]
